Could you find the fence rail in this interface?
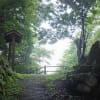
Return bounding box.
[39,66,67,74]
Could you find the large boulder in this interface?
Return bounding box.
[87,41,100,66]
[65,41,100,99]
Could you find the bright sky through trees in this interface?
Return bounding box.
[40,0,74,73]
[40,1,72,67]
[40,14,71,67]
[41,38,71,66]
[39,18,71,73]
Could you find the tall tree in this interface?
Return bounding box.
[37,0,97,63]
[0,0,41,71]
[60,0,100,67]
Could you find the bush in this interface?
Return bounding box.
[0,56,13,100]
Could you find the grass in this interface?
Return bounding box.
[45,72,66,81]
[5,74,22,97]
[15,73,43,79]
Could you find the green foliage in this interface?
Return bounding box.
[46,73,65,81]
[5,76,21,99]
[15,64,39,74]
[59,0,100,73]
[60,42,78,67]
[37,0,99,65]
[32,47,51,61]
[85,0,100,55]
[15,73,42,79]
[0,56,13,99]
[0,0,41,73]
[15,46,51,74]
[1,72,42,100]
[86,28,100,55]
[37,0,97,43]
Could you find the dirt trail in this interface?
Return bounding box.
[20,76,49,100]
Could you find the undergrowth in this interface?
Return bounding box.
[45,72,66,91]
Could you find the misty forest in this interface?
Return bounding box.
[0,0,100,100]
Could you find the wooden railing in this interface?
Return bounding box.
[39,66,67,74]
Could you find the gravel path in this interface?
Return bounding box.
[20,76,49,100]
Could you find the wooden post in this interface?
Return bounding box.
[12,35,15,71]
[44,65,46,75]
[8,42,11,63]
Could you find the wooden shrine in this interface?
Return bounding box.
[5,30,21,70]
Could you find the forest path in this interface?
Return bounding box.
[20,75,49,100]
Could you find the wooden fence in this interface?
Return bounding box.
[39,66,67,74]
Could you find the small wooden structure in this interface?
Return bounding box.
[39,66,67,74]
[5,30,21,70]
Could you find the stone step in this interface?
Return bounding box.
[20,76,48,100]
